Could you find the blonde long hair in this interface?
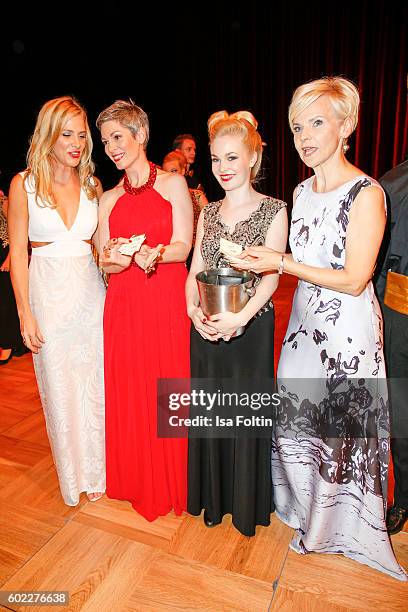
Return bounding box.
[26,96,96,208]
[207,110,263,181]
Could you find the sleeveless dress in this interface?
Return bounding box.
[25,174,106,506]
[188,197,286,536]
[104,175,190,520]
[274,176,407,580]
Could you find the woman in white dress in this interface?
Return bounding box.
[8,96,106,505]
[229,77,407,579]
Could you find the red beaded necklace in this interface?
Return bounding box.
[123,162,157,196]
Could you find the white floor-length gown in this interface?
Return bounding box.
[24,173,106,505]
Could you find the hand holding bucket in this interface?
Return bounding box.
[196,267,256,337]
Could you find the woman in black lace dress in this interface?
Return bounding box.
[0,192,25,364]
[185,110,288,535]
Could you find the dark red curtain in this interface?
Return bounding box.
[160,1,408,206]
[1,0,407,205]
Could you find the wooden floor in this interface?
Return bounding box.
[0,275,407,611]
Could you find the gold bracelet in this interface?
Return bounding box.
[278,254,285,275]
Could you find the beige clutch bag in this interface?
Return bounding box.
[384,271,408,315]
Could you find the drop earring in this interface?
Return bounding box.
[343,139,350,153]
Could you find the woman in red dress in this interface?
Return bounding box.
[96,100,193,520]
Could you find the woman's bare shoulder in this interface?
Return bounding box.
[155,169,189,203]
[99,184,123,213]
[10,172,25,188]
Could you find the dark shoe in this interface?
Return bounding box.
[203,509,221,528]
[386,505,408,535]
[13,345,30,357]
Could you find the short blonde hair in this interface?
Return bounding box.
[288,76,360,134]
[96,99,149,148]
[207,110,263,181]
[26,96,96,208]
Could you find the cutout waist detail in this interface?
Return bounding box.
[30,239,93,258]
[31,239,92,248]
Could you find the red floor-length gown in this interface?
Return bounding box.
[104,167,190,520]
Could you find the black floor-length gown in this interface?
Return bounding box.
[0,202,24,353]
[188,196,286,536]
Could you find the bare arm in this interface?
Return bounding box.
[156,173,193,263]
[97,188,133,274]
[9,175,30,313]
[230,206,288,323]
[185,210,205,316]
[234,186,385,297]
[8,174,44,352]
[185,210,220,340]
[91,177,104,253]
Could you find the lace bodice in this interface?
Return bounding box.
[201,196,286,313]
[0,197,8,247]
[201,197,286,268]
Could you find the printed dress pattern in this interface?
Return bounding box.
[274,175,407,580]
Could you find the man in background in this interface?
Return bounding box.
[172,134,202,190]
[376,157,408,535]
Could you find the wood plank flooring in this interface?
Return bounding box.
[0,275,407,611]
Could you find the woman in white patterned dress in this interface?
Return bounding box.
[230,77,407,579]
[8,96,106,506]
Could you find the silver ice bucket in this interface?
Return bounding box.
[196,267,256,337]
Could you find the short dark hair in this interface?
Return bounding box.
[172,133,195,150]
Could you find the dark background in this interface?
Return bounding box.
[1,0,407,206]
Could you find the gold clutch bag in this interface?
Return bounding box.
[384,271,408,315]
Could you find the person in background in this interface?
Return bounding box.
[96,99,192,521]
[231,76,407,580]
[375,157,408,535]
[8,96,106,505]
[0,188,27,364]
[172,133,202,190]
[185,109,287,536]
[163,150,208,268]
